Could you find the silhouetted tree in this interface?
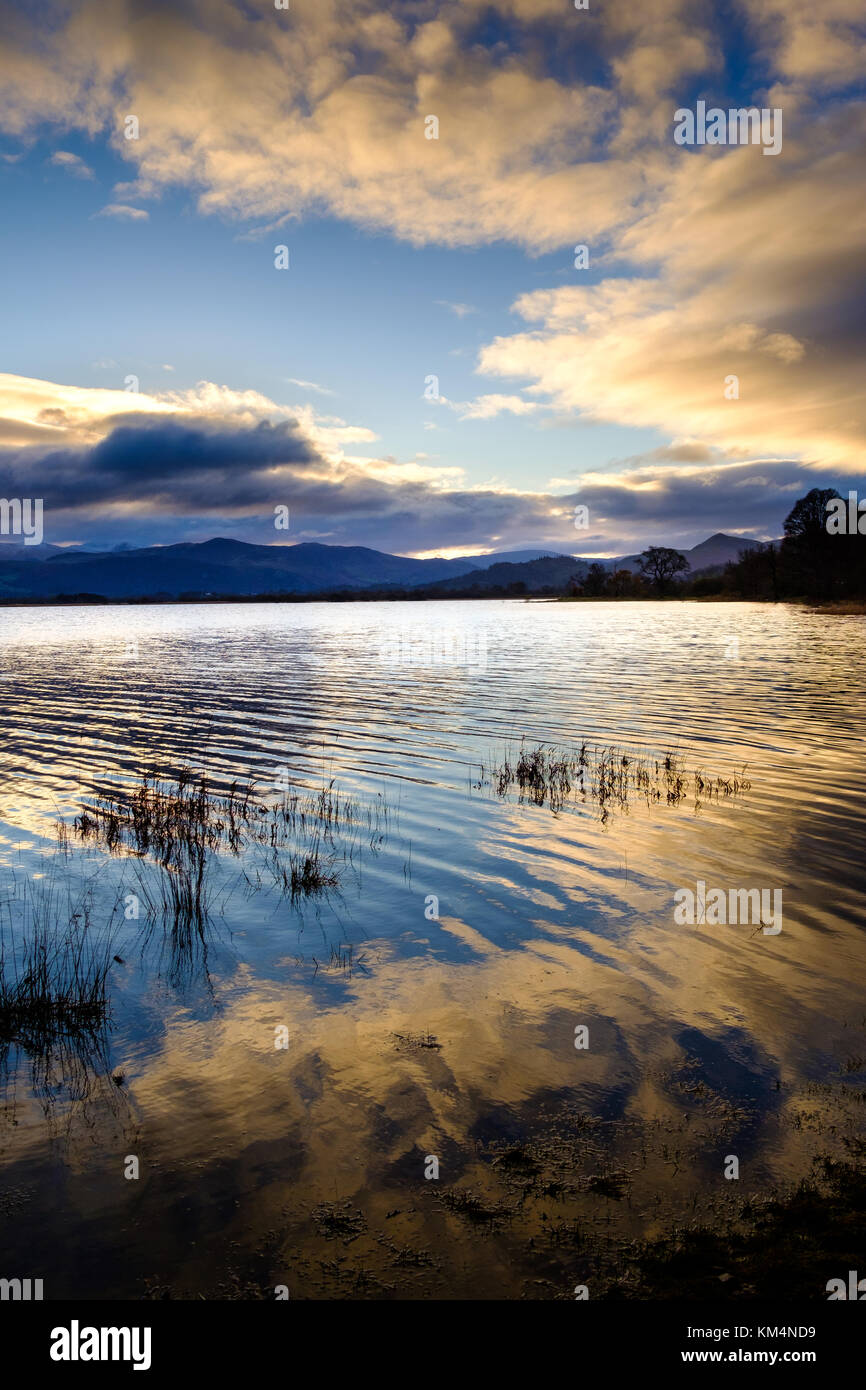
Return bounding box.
[582,562,609,596]
[720,487,866,599]
[638,546,689,594]
[781,487,841,597]
[607,567,646,597]
[725,543,777,599]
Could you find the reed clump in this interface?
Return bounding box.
[489,740,750,815]
[65,765,387,910]
[0,883,113,1049]
[73,768,260,863]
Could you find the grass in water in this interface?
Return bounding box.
[0,878,114,1050]
[488,739,750,817]
[66,765,367,906]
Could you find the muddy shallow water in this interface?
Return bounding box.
[0,598,864,1299]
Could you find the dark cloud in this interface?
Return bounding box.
[0,418,858,556]
[0,415,568,552]
[86,417,318,478]
[570,459,866,549]
[0,415,318,511]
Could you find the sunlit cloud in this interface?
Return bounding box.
[454,394,543,421]
[93,203,149,220]
[436,300,478,318]
[47,149,94,178]
[286,378,335,396]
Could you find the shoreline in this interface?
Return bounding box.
[0,593,863,611]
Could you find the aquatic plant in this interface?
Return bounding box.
[0,880,114,1047]
[65,764,372,905]
[488,739,750,816]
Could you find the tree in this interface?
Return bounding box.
[638,546,689,594]
[581,562,609,596]
[781,487,841,597]
[783,487,841,542]
[607,567,646,597]
[724,543,777,599]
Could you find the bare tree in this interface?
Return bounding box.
[638,545,689,594]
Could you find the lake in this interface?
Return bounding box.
[1,598,864,1299]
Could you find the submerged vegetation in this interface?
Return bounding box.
[0,878,114,1048]
[67,766,388,920]
[487,739,750,816]
[0,763,398,1100]
[0,876,116,1108]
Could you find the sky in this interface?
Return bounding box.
[0,0,864,558]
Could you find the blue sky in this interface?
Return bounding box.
[1,129,663,505]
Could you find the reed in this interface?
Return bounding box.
[0,879,113,1048]
[488,739,750,814]
[64,763,384,909]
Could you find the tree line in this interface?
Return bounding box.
[569,488,866,600]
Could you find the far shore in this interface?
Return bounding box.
[0,592,864,612]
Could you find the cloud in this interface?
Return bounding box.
[0,0,860,259]
[0,414,565,553]
[0,0,675,250]
[286,378,335,396]
[563,453,866,552]
[436,301,478,318]
[478,104,866,471]
[746,0,866,87]
[47,150,94,178]
[454,393,542,421]
[0,371,569,551]
[0,373,851,556]
[94,203,149,220]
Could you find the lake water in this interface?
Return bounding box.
[1,599,864,1299]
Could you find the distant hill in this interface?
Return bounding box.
[0,539,479,600]
[0,541,66,562]
[681,532,771,572]
[0,532,774,602]
[604,532,768,575]
[464,548,572,568]
[416,555,587,595]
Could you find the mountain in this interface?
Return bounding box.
[0,532,774,602]
[417,555,587,595]
[0,538,480,600]
[602,532,768,575]
[0,541,65,562]
[464,548,573,568]
[679,532,769,572]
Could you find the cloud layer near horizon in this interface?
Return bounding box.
[0,373,858,556]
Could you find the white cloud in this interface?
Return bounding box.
[454,394,543,421]
[94,203,149,221]
[48,150,94,179]
[436,300,478,318]
[286,378,335,396]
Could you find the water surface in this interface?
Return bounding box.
[0,599,864,1299]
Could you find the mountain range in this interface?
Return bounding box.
[0,533,767,601]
